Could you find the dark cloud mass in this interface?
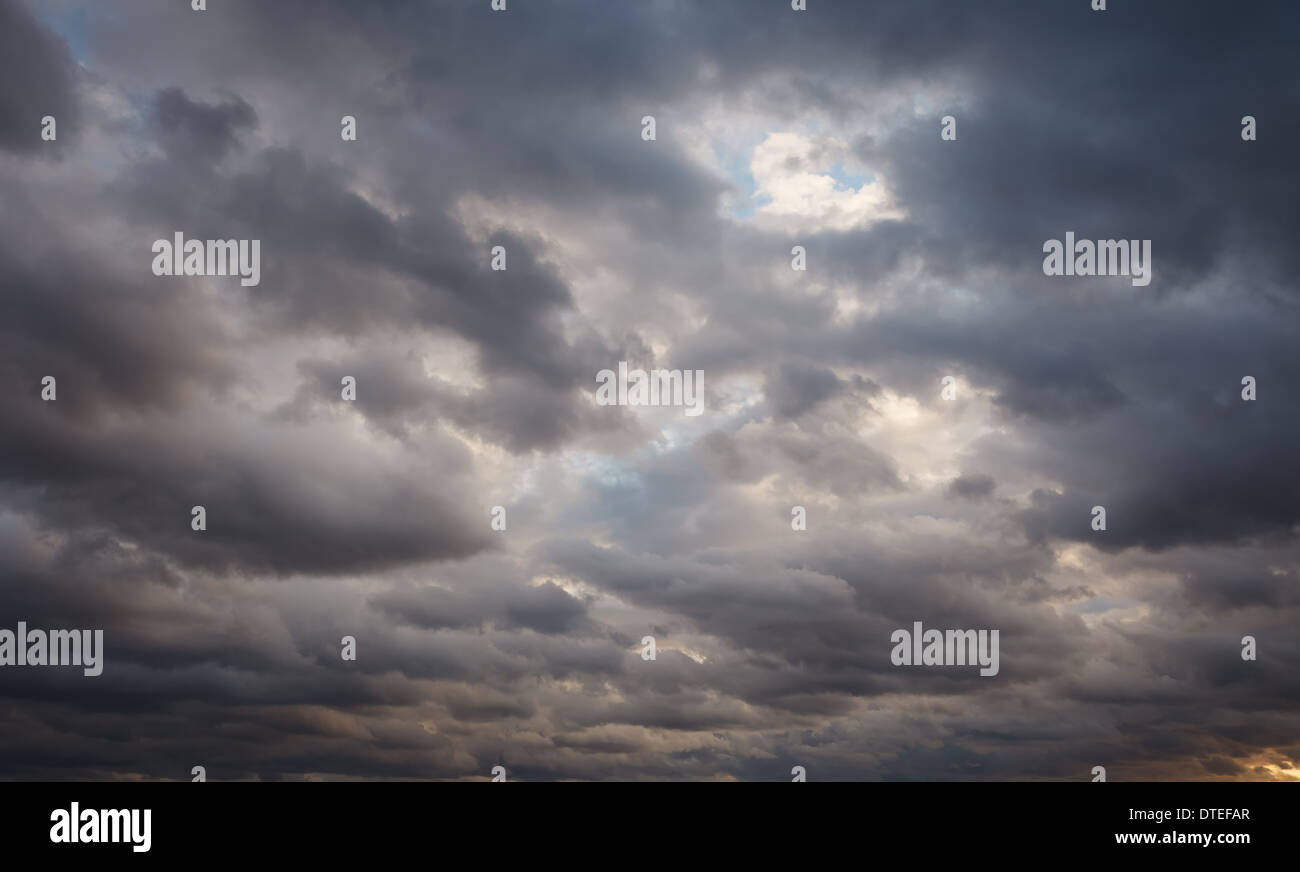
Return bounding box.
[0,0,79,154]
[0,0,1296,781]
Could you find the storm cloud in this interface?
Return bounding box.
[0,0,1296,781]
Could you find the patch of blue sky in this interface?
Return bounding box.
[1067,596,1132,615]
[828,161,875,192]
[41,7,89,64]
[713,139,768,219]
[565,450,643,491]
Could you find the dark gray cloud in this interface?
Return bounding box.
[150,87,256,165]
[0,0,79,154]
[0,0,1296,782]
[948,473,995,501]
[764,362,842,419]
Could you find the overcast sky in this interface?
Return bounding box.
[1,0,1297,781]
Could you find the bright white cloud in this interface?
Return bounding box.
[746,131,904,232]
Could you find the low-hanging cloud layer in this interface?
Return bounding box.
[0,0,1297,781]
